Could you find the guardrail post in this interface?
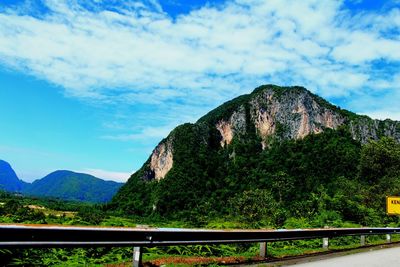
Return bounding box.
[133,246,142,267]
[322,226,329,249]
[322,237,329,249]
[360,235,366,246]
[386,234,392,243]
[259,242,267,258]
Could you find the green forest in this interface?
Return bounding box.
[111,129,400,228]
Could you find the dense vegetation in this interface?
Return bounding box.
[112,127,400,228]
[0,191,104,224]
[0,192,134,266]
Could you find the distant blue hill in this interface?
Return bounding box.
[25,170,124,203]
[0,160,124,203]
[0,160,27,192]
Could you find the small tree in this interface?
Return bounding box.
[228,189,277,224]
[359,137,400,183]
[3,199,23,214]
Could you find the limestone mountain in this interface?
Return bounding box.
[111,85,400,223]
[0,160,27,192]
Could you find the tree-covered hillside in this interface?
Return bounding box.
[25,170,123,203]
[110,85,400,227]
[0,161,123,203]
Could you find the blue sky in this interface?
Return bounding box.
[0,0,399,182]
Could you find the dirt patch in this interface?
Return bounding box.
[104,256,251,267]
[27,205,45,210]
[148,256,247,266]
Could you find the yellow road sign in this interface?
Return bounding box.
[386,196,400,215]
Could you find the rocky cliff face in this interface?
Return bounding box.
[149,140,174,181]
[216,106,247,147]
[231,88,346,148]
[138,85,400,181]
[349,118,400,144]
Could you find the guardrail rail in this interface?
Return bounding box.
[1,224,399,266]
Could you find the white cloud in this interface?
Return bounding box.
[0,0,399,123]
[331,32,400,64]
[103,124,176,141]
[78,168,132,183]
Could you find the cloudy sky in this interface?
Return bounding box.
[0,0,399,182]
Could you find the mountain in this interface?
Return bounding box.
[0,160,123,203]
[0,160,27,192]
[111,85,400,225]
[25,170,123,203]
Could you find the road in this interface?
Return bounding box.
[286,246,400,267]
[235,244,400,267]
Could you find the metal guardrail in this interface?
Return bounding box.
[1,224,399,266]
[0,225,399,247]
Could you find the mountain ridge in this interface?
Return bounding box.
[0,161,123,202]
[0,160,27,192]
[134,85,400,182]
[111,85,400,221]
[25,170,123,203]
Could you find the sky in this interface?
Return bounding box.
[0,0,399,183]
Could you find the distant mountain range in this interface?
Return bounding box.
[0,160,123,203]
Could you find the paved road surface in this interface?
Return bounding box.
[291,246,400,267]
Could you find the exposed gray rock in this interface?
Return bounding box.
[143,85,400,181]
